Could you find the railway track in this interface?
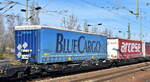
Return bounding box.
[33,62,150,82]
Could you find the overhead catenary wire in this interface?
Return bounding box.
[106,0,149,29]
[42,0,51,9]
[80,0,138,23]
[0,4,11,11]
[79,0,149,40]
[0,0,21,15]
[80,0,149,31]
[1,3,17,15]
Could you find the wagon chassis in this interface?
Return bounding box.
[0,57,149,81]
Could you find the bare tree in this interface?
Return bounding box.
[76,24,81,31]
[92,26,97,33]
[102,28,113,38]
[61,14,78,30]
[5,14,15,49]
[83,21,89,32]
[61,17,67,29]
[16,14,24,26]
[0,15,5,52]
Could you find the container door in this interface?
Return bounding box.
[15,30,39,63]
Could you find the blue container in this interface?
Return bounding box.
[15,26,107,63]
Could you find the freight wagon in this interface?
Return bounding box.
[15,25,107,63]
[107,38,144,59]
[0,25,150,79]
[145,42,150,56]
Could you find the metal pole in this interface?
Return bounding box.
[136,0,139,18]
[26,0,28,22]
[136,0,142,41]
[128,23,131,39]
[140,16,142,41]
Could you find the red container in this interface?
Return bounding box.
[118,39,143,59]
[145,42,150,56]
[107,38,143,59]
